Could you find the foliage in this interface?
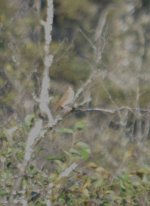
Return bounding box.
[1,124,150,205]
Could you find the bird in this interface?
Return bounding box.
[55,86,75,112]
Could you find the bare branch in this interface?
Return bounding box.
[76,106,150,114]
[38,0,55,127]
[24,119,43,164]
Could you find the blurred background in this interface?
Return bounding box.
[0,1,150,204]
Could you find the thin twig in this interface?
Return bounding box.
[76,106,150,114]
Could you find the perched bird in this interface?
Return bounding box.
[55,86,75,113]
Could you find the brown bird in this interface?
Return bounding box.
[55,86,75,112]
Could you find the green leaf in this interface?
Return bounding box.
[74,121,86,130]
[75,142,91,160]
[47,156,64,161]
[80,147,91,160]
[69,148,81,156]
[59,127,74,134]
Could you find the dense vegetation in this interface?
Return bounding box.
[0,0,150,205]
